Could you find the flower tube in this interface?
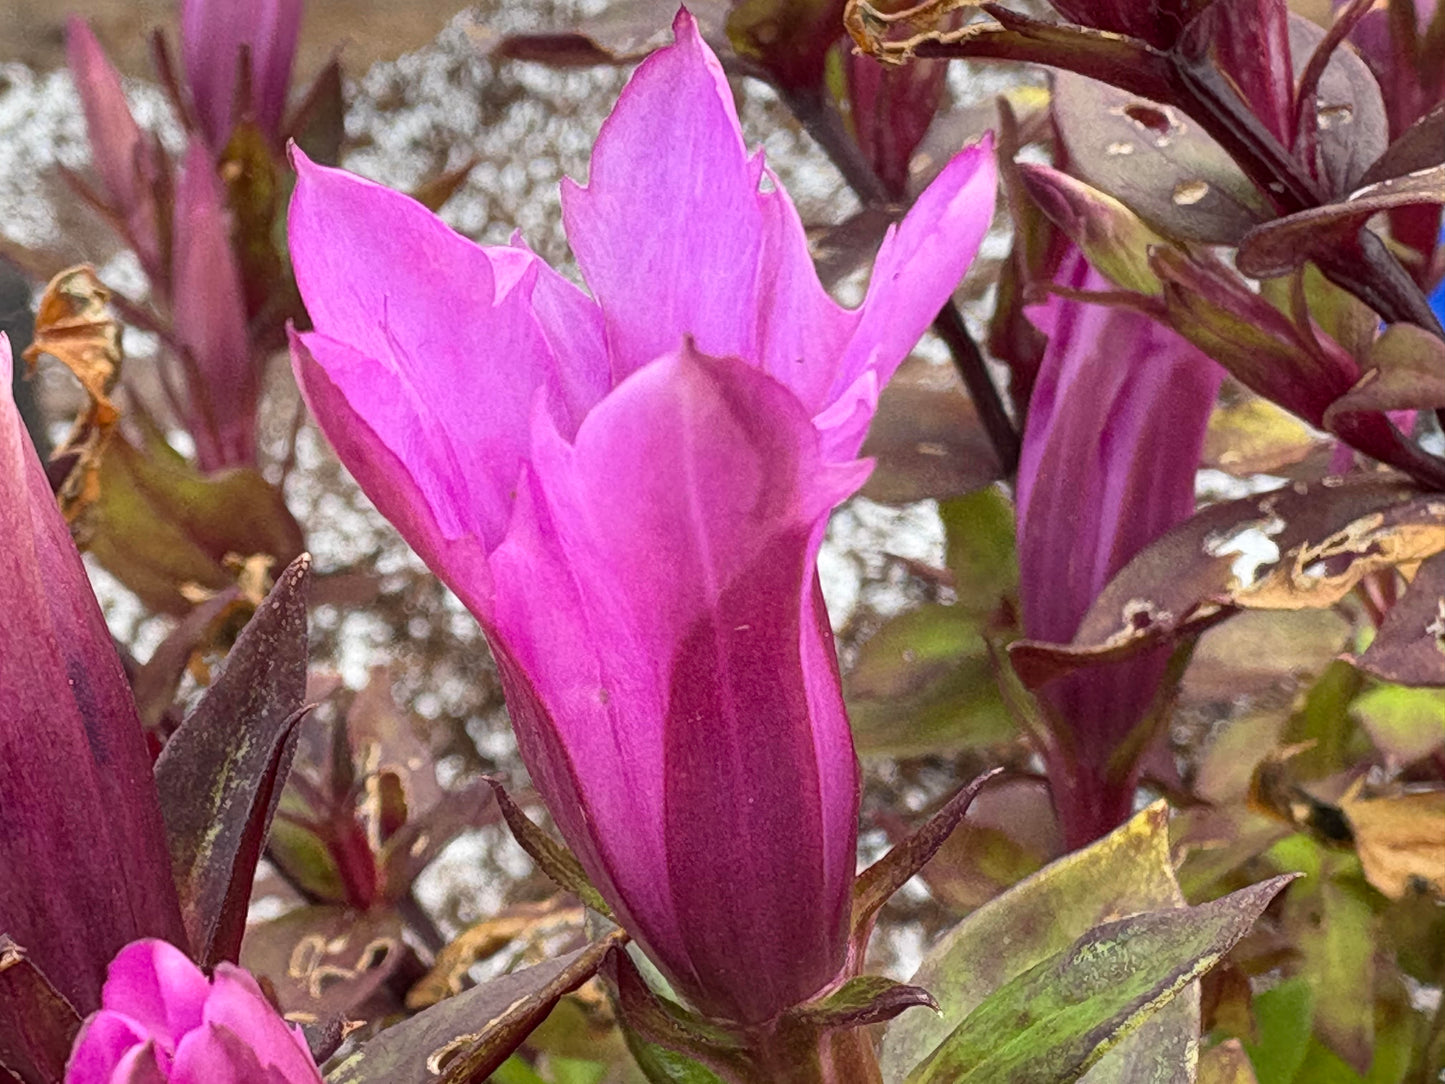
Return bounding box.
[1017,249,1222,847]
[0,339,186,1014]
[288,10,995,1024]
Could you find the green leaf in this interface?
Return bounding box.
[1245,979,1314,1084]
[940,486,1018,612]
[879,803,1196,1083]
[1352,683,1445,763]
[846,605,1014,757]
[484,779,612,917]
[907,876,1295,1084]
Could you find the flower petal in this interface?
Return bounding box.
[197,966,320,1082]
[561,9,764,381]
[97,941,209,1050]
[489,346,867,1023]
[289,330,494,617]
[64,1012,154,1083]
[824,137,998,456]
[289,149,606,551]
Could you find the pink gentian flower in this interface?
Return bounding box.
[182,0,303,150]
[288,10,995,1024]
[1017,249,1222,847]
[65,940,323,1083]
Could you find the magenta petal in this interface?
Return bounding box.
[289,330,494,617]
[173,141,256,469]
[97,942,209,1050]
[561,10,764,381]
[64,1012,154,1083]
[288,149,606,548]
[190,967,320,1083]
[490,347,867,1023]
[0,343,185,1013]
[825,137,998,456]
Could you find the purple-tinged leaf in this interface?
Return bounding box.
[1323,322,1445,426]
[1178,0,1295,148]
[1052,71,1270,245]
[909,876,1297,1084]
[1352,551,1445,686]
[1237,165,1445,278]
[605,947,751,1079]
[488,0,731,67]
[153,553,311,969]
[1284,11,1389,198]
[286,57,344,167]
[1359,101,1445,185]
[857,356,1002,505]
[326,933,626,1084]
[483,779,612,917]
[240,905,407,1020]
[0,938,81,1084]
[1017,164,1166,294]
[880,803,1194,1083]
[786,975,937,1031]
[851,769,1000,943]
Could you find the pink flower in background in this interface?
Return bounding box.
[65,940,322,1084]
[1017,249,1222,847]
[288,9,995,1024]
[182,0,303,149]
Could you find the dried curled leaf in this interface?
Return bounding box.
[1339,786,1445,899]
[21,265,123,521]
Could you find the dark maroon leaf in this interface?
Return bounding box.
[1237,165,1445,278]
[1285,11,1388,198]
[1352,551,1445,687]
[1360,102,1445,185]
[129,586,243,730]
[1009,477,1435,687]
[326,934,626,1084]
[1052,70,1271,245]
[240,905,408,1020]
[153,553,311,968]
[1178,0,1295,147]
[286,58,344,168]
[0,938,81,1084]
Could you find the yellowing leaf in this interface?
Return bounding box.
[1339,786,1445,900]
